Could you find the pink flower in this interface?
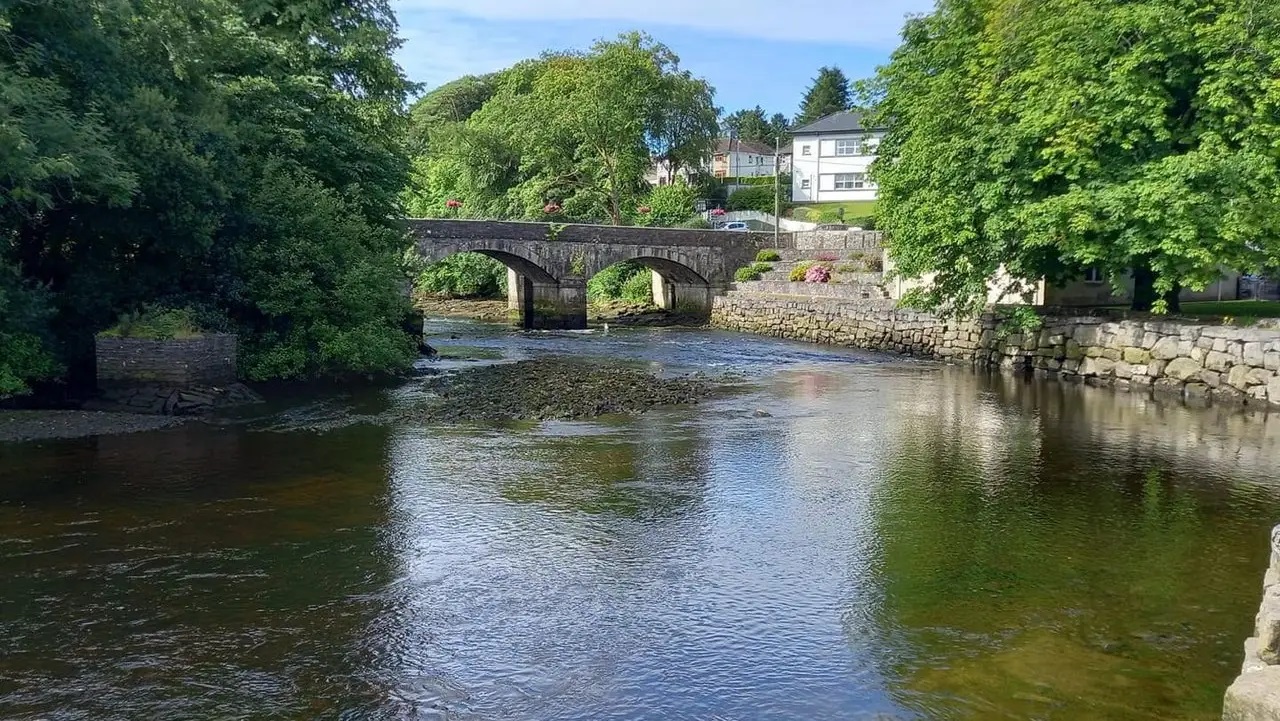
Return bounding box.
[710,208,726,216]
[804,265,832,283]
[445,199,462,209]
[543,202,562,214]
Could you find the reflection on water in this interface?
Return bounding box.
[2,325,1279,720]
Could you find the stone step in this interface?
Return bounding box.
[758,268,885,284]
[765,248,874,263]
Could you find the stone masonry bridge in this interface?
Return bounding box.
[410,219,775,329]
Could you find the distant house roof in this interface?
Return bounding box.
[790,110,885,136]
[713,137,776,156]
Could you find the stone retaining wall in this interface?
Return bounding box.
[96,334,237,387]
[710,294,1280,408]
[1223,527,1280,720]
[788,229,883,252]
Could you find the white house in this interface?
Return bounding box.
[711,137,778,179]
[645,136,781,186]
[790,111,885,203]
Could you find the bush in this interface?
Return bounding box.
[620,267,655,304]
[805,265,832,283]
[755,249,781,262]
[814,251,840,262]
[641,183,698,227]
[734,262,774,282]
[727,185,776,213]
[789,262,815,282]
[847,215,877,230]
[836,263,862,273]
[867,256,885,272]
[681,215,711,229]
[417,252,508,298]
[0,265,59,398]
[100,307,203,340]
[588,261,646,302]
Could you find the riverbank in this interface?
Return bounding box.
[0,410,185,443]
[711,292,1280,410]
[415,296,705,328]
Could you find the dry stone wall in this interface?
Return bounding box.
[710,294,1280,408]
[1223,527,1280,721]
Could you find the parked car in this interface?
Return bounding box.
[721,222,749,231]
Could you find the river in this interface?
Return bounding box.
[2,321,1279,720]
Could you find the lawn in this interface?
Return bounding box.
[1176,300,1280,321]
[790,200,878,223]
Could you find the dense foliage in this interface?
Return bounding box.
[0,0,418,392]
[404,33,718,225]
[796,67,853,126]
[416,253,508,299]
[722,107,791,148]
[727,185,780,213]
[869,0,1280,314]
[634,183,698,227]
[587,261,652,305]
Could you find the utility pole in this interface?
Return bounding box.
[773,135,781,248]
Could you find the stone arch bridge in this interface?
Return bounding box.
[411,219,775,329]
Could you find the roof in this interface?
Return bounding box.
[713,137,776,156]
[790,110,885,136]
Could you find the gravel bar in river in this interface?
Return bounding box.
[414,357,718,422]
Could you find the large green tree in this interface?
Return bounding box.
[722,106,791,148]
[1,0,417,392]
[869,0,1280,315]
[403,33,718,225]
[795,66,852,126]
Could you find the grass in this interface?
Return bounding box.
[98,307,204,340]
[1176,300,1280,322]
[791,200,878,223]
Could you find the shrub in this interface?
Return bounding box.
[847,215,877,230]
[100,307,204,340]
[734,262,774,282]
[836,263,862,273]
[0,265,59,398]
[789,262,814,282]
[682,215,711,229]
[588,261,646,301]
[640,183,697,227]
[805,265,832,283]
[814,251,840,262]
[755,249,782,262]
[417,252,507,298]
[848,251,867,261]
[620,267,654,304]
[867,256,885,272]
[726,185,775,213]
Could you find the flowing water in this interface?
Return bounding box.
[3,321,1280,720]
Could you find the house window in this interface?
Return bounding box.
[1083,267,1105,283]
[834,139,863,156]
[800,178,811,190]
[833,173,867,190]
[801,145,812,156]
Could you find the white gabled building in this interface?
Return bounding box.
[789,111,885,203]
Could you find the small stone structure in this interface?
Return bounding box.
[93,334,260,415]
[96,335,237,386]
[1224,526,1280,721]
[710,294,1280,408]
[787,229,883,252]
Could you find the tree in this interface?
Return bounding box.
[723,106,791,148]
[0,0,418,391]
[796,66,852,126]
[637,183,698,226]
[407,74,500,154]
[869,0,1280,315]
[403,33,718,226]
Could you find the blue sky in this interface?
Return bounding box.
[390,0,935,120]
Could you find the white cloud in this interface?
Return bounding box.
[392,0,934,48]
[394,14,534,90]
